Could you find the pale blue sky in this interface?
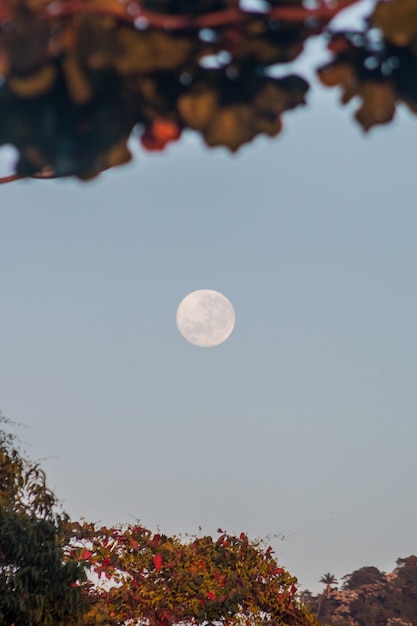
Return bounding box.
[1,67,417,593]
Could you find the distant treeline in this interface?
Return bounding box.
[302,556,417,626]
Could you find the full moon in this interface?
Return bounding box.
[176,289,235,347]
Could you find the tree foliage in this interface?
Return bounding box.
[66,521,317,626]
[343,567,386,590]
[304,558,417,626]
[0,415,86,626]
[319,573,338,597]
[0,417,317,626]
[0,0,416,182]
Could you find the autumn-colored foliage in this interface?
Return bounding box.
[0,417,317,626]
[61,523,315,626]
[317,11,417,131]
[65,521,317,626]
[0,0,354,182]
[0,0,416,182]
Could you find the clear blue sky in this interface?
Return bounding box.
[1,63,417,593]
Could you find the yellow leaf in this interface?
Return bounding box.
[178,86,219,130]
[372,0,417,46]
[62,55,93,104]
[355,81,397,131]
[317,63,357,89]
[114,29,193,74]
[203,104,256,151]
[8,63,56,98]
[105,139,132,168]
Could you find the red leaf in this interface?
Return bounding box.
[290,584,297,595]
[207,591,215,600]
[154,553,163,572]
[83,550,92,560]
[141,120,181,151]
[328,36,351,54]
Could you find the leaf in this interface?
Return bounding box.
[354,81,397,131]
[318,62,396,131]
[317,62,356,90]
[177,85,219,130]
[372,0,417,47]
[141,119,182,151]
[202,103,256,151]
[62,54,93,105]
[153,553,163,572]
[130,538,139,551]
[7,64,56,98]
[114,28,194,74]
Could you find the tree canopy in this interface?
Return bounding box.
[0,0,416,182]
[319,573,338,597]
[302,559,417,626]
[67,521,318,626]
[342,566,386,590]
[0,417,317,626]
[0,416,86,625]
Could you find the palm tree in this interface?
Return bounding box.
[316,573,338,620]
[319,573,338,598]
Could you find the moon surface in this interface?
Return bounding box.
[176,290,235,347]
